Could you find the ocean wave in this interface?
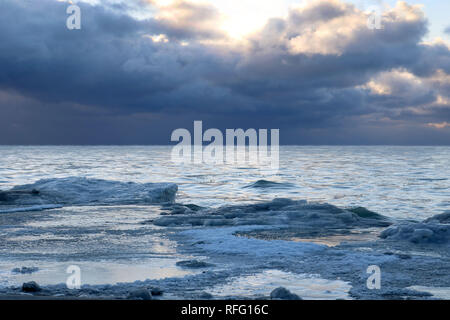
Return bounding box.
[244,180,295,189]
[0,177,177,207]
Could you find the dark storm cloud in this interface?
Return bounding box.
[0,0,449,144]
[0,0,235,114]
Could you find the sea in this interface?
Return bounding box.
[0,146,449,299]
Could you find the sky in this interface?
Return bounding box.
[0,0,449,145]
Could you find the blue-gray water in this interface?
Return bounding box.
[1,146,449,219]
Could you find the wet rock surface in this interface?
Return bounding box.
[128,288,152,300]
[12,267,39,274]
[176,260,215,269]
[270,287,302,300]
[22,281,41,293]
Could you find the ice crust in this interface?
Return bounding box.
[1,195,449,300]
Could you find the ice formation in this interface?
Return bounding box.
[380,221,450,244]
[0,177,178,207]
[154,198,393,230]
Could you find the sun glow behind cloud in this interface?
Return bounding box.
[211,0,293,39]
[64,0,450,42]
[152,0,296,39]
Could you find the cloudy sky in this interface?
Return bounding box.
[0,0,449,144]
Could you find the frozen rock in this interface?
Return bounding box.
[0,190,40,203]
[380,222,450,244]
[22,281,41,292]
[160,204,206,216]
[12,267,39,274]
[176,260,215,269]
[154,199,392,232]
[128,288,152,300]
[380,210,450,244]
[425,211,450,224]
[198,292,213,299]
[270,287,301,300]
[348,207,387,220]
[150,287,163,296]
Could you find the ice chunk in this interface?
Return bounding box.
[176,260,215,269]
[348,207,387,220]
[425,211,450,224]
[1,177,177,206]
[380,222,450,244]
[22,281,41,292]
[270,287,302,300]
[380,211,450,244]
[154,198,392,231]
[128,288,152,300]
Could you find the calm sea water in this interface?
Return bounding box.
[1,146,449,219]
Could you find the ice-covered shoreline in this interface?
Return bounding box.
[1,188,449,300]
